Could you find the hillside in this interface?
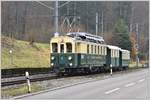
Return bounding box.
[1,36,50,69]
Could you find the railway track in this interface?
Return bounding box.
[1,73,57,87]
[1,67,146,87]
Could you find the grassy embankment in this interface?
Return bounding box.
[1,36,50,69]
[1,36,145,69]
[1,83,43,98]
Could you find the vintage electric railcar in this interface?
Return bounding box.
[50,32,130,75]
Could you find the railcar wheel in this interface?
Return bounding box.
[57,72,65,77]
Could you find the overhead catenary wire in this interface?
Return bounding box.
[35,1,71,34]
[35,1,54,10]
[58,1,71,8]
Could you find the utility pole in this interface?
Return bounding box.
[74,2,77,32]
[130,7,134,34]
[86,2,88,33]
[55,0,59,36]
[136,23,139,67]
[96,12,98,35]
[101,11,104,37]
[130,24,132,33]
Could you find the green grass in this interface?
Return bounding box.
[1,36,50,69]
[129,61,143,68]
[1,84,42,98]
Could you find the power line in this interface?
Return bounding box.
[35,1,71,35]
[58,1,71,8]
[35,1,54,10]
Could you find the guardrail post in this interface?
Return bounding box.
[110,64,112,76]
[25,71,31,93]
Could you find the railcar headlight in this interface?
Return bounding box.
[69,63,73,66]
[68,56,72,60]
[51,63,54,66]
[51,56,55,60]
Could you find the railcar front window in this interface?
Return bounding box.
[60,44,64,53]
[52,43,58,53]
[66,43,72,53]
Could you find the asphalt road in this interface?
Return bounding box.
[22,68,149,100]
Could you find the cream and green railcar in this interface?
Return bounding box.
[50,32,130,75]
[50,34,107,74]
[121,49,130,68]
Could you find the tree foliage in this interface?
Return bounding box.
[113,18,129,34]
[111,18,131,50]
[130,32,137,61]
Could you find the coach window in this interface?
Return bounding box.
[104,47,105,55]
[91,45,93,54]
[52,43,58,53]
[95,45,96,54]
[111,50,113,57]
[66,43,72,53]
[101,47,102,55]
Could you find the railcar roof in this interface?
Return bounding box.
[120,49,130,52]
[107,45,121,50]
[66,32,105,43]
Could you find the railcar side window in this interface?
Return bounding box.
[98,46,99,54]
[99,46,101,55]
[87,44,89,54]
[66,43,72,53]
[52,43,58,53]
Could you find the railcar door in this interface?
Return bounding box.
[119,50,122,67]
[106,47,111,67]
[59,44,66,65]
